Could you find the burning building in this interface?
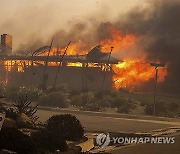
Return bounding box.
[1,1,179,95]
[0,36,120,91]
[0,32,168,93]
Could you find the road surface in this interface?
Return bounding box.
[36,108,180,133]
[112,134,180,154]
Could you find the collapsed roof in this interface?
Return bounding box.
[0,45,121,64]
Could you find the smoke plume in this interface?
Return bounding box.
[54,0,180,95]
[0,0,180,95]
[115,0,180,95]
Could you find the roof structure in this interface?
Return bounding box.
[0,45,122,64]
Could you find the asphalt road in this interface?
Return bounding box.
[36,109,179,133]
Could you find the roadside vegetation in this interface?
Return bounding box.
[0,84,179,153]
[0,95,84,153]
[1,84,180,118]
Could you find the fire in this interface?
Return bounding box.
[98,28,167,90]
[100,28,136,52]
[2,28,168,91]
[40,40,88,56]
[65,40,87,55]
[112,60,167,90]
[4,60,31,72]
[67,62,82,67]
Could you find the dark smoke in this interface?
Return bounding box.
[16,0,180,95]
[114,0,180,95]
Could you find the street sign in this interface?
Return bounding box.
[0,112,5,130]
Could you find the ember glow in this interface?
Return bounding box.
[4,60,31,72]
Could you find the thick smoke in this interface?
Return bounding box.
[1,0,179,95]
[115,0,180,95]
[53,0,180,95]
[0,0,111,52]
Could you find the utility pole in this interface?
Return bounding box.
[42,36,54,90]
[150,63,165,116]
[53,41,71,89]
[43,37,54,76]
[101,46,114,92]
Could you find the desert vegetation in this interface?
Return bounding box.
[0,84,179,153]
[0,95,85,153]
[2,84,180,117]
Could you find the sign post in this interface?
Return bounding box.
[150,63,165,116]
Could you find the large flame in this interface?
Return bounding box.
[112,60,167,90]
[99,28,167,90]
[100,28,137,52]
[3,28,167,91]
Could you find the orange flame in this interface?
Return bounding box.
[3,28,168,91]
[40,40,88,56]
[112,60,167,90]
[99,28,167,90]
[100,28,136,52]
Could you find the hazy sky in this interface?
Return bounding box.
[0,0,147,50]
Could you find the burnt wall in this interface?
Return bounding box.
[6,65,113,91]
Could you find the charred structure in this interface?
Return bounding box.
[0,34,12,55]
[0,38,119,91]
